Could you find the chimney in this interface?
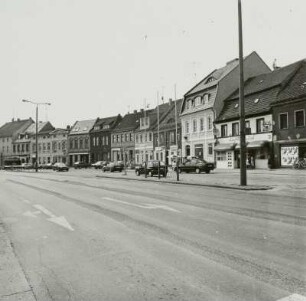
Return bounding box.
[133,110,137,114]
[273,59,280,70]
[66,125,71,130]
[17,118,20,121]
[140,109,144,113]
[169,98,173,106]
[11,118,14,122]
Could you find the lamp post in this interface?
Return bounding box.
[22,99,51,172]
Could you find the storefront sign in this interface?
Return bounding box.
[281,146,298,166]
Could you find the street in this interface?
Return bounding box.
[0,170,306,301]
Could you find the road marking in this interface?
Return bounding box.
[23,210,41,218]
[276,294,306,301]
[22,199,31,204]
[102,197,180,213]
[33,204,74,231]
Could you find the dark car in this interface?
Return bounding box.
[91,161,107,169]
[174,158,214,174]
[102,161,124,172]
[53,162,69,172]
[21,163,34,170]
[73,161,91,169]
[135,160,168,177]
[40,163,53,169]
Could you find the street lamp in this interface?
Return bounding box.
[22,99,51,172]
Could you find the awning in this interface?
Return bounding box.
[214,143,236,151]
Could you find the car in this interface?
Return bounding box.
[102,161,124,172]
[40,163,53,169]
[53,162,69,172]
[91,161,107,169]
[73,161,91,169]
[174,158,214,174]
[135,160,168,177]
[21,163,34,170]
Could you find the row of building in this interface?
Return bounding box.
[1,51,306,169]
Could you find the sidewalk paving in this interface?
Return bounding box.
[0,221,36,301]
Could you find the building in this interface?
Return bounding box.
[180,51,271,162]
[271,59,306,168]
[68,119,97,166]
[0,118,34,166]
[13,121,55,165]
[152,99,183,166]
[111,110,143,165]
[90,115,122,163]
[214,59,303,169]
[49,128,69,164]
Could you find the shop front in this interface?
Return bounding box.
[215,143,236,169]
[277,142,306,167]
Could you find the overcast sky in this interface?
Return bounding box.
[0,0,305,128]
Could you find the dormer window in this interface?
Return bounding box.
[103,125,110,129]
[94,126,100,130]
[203,93,211,104]
[195,96,202,106]
[206,77,215,84]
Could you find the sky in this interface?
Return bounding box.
[0,0,305,128]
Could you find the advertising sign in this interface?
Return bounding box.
[281,146,298,166]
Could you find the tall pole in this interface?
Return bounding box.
[35,105,38,172]
[174,84,179,181]
[238,0,247,186]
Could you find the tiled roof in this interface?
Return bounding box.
[113,112,144,132]
[92,115,121,131]
[0,118,33,138]
[25,122,52,134]
[69,119,97,135]
[185,58,239,96]
[216,87,279,122]
[50,128,69,135]
[274,60,306,103]
[146,102,173,130]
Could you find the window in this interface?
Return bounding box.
[203,94,211,104]
[186,100,190,110]
[85,138,88,148]
[221,124,228,137]
[195,96,202,106]
[193,119,197,132]
[200,118,204,131]
[216,151,226,161]
[92,138,95,146]
[232,122,239,136]
[149,133,152,142]
[105,136,108,145]
[170,132,175,143]
[79,139,83,149]
[295,110,305,127]
[279,113,288,129]
[207,116,212,130]
[256,118,264,133]
[208,143,213,155]
[185,121,189,134]
[136,134,139,143]
[130,133,133,141]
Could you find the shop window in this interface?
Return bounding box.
[256,118,264,133]
[221,124,228,137]
[279,113,288,129]
[295,110,305,127]
[216,151,226,161]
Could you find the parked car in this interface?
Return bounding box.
[40,163,53,169]
[135,160,168,177]
[53,162,69,172]
[91,161,107,169]
[102,161,124,172]
[73,161,91,169]
[174,158,214,174]
[21,163,34,170]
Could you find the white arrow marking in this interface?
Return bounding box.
[23,210,41,218]
[47,216,74,231]
[102,197,180,213]
[276,294,306,301]
[33,204,74,231]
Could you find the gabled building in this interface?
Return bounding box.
[271,59,306,168]
[134,102,170,165]
[111,110,143,165]
[68,119,97,166]
[152,99,183,166]
[180,51,270,162]
[49,128,69,164]
[214,59,303,169]
[90,114,122,163]
[13,121,55,164]
[0,118,34,166]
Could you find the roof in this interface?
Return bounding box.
[113,111,144,132]
[145,102,172,130]
[50,128,69,135]
[25,121,54,134]
[0,118,33,138]
[274,60,306,103]
[185,58,239,96]
[216,59,305,122]
[69,119,97,135]
[91,115,121,132]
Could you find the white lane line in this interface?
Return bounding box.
[276,294,306,301]
[33,204,74,231]
[23,210,41,218]
[102,197,180,213]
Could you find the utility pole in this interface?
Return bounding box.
[174,84,179,181]
[22,99,51,172]
[238,0,247,186]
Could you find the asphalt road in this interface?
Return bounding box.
[0,171,306,301]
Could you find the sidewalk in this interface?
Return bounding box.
[0,221,36,301]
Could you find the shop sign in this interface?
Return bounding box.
[281,146,298,166]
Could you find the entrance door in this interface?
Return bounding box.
[195,144,203,159]
[185,145,190,157]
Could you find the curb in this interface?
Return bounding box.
[96,175,272,191]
